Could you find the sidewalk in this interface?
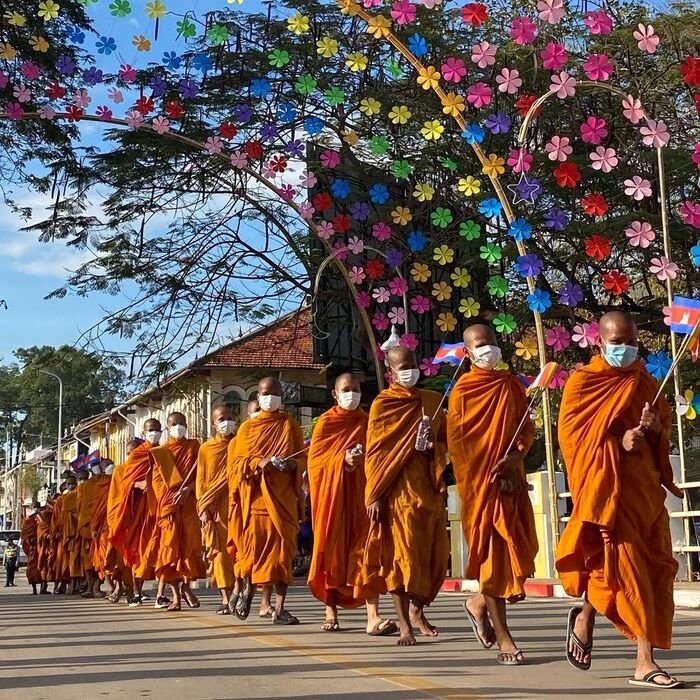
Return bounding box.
[442,578,700,608]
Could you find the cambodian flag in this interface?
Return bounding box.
[433,342,465,365]
[669,296,700,334]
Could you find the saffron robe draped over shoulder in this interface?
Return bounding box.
[197,434,236,589]
[447,367,538,602]
[88,475,112,579]
[37,503,55,582]
[107,442,155,579]
[149,438,205,582]
[307,405,379,608]
[363,384,449,604]
[229,411,304,586]
[21,513,42,585]
[77,477,101,572]
[50,495,68,582]
[61,489,82,577]
[555,356,679,649]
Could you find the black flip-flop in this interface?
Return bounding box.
[183,592,200,609]
[227,593,240,615]
[629,670,684,689]
[216,605,230,615]
[273,610,299,625]
[321,619,340,632]
[464,600,495,649]
[367,619,397,637]
[566,606,592,671]
[497,649,525,666]
[235,592,253,620]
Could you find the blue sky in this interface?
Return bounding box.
[0,0,271,364]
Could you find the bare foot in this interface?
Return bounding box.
[409,604,438,637]
[397,631,417,646]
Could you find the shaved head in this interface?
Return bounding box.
[144,418,162,431]
[126,438,144,454]
[166,411,187,427]
[258,376,282,396]
[463,323,497,351]
[386,345,417,370]
[334,372,360,393]
[599,310,638,346]
[212,404,233,423]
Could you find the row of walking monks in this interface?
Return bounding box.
[19,313,683,689]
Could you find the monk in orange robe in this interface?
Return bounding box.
[364,346,449,645]
[307,372,395,636]
[105,440,143,603]
[108,420,162,607]
[51,487,69,593]
[229,377,305,624]
[76,465,104,598]
[21,503,43,594]
[36,500,54,591]
[197,404,239,615]
[61,473,82,594]
[448,324,537,665]
[557,311,683,689]
[149,412,205,611]
[83,458,114,597]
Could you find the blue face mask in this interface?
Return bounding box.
[603,342,638,368]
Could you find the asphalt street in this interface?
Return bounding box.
[0,580,698,699]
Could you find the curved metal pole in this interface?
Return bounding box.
[38,369,63,489]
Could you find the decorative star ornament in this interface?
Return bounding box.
[508,173,540,206]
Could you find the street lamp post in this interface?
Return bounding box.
[39,370,63,489]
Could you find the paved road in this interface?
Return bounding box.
[0,580,697,699]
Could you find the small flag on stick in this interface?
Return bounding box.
[433,342,465,365]
[526,361,559,395]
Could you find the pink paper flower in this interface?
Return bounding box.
[537,0,565,25]
[372,287,391,304]
[12,85,31,103]
[0,71,7,90]
[550,367,569,389]
[471,42,496,68]
[467,82,492,108]
[580,116,608,145]
[633,24,659,54]
[96,105,113,121]
[441,57,467,83]
[205,136,223,154]
[349,266,366,285]
[6,103,24,120]
[589,146,618,173]
[332,242,348,261]
[37,104,56,120]
[347,236,364,254]
[72,89,91,108]
[540,42,568,71]
[624,176,652,201]
[317,221,335,240]
[119,64,137,81]
[300,170,317,188]
[584,10,613,35]
[372,222,392,242]
[550,71,576,99]
[622,95,644,124]
[420,358,440,377]
[391,0,416,25]
[320,150,340,168]
[545,135,572,161]
[278,184,296,201]
[298,201,315,219]
[507,148,532,173]
[20,61,40,81]
[230,150,248,169]
[388,306,407,325]
[125,109,143,129]
[510,16,538,45]
[692,144,700,170]
[400,333,418,351]
[640,119,670,148]
[496,67,522,95]
[626,221,655,248]
[355,291,371,308]
[261,163,276,179]
[649,256,679,281]
[545,326,571,352]
[663,305,672,327]
[572,321,600,348]
[410,295,430,314]
[680,201,700,228]
[108,88,124,104]
[372,312,389,331]
[389,276,409,296]
[583,53,613,81]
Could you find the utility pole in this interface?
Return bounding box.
[39,369,63,489]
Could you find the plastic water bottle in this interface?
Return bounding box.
[414,415,431,452]
[345,444,363,472]
[270,456,286,471]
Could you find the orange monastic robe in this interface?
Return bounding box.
[37,502,55,582]
[363,384,449,604]
[108,442,156,580]
[307,405,378,607]
[197,434,236,589]
[230,411,304,586]
[150,438,205,582]
[77,477,101,572]
[61,489,82,577]
[51,493,69,581]
[556,356,679,649]
[21,513,42,585]
[88,475,112,579]
[447,367,538,602]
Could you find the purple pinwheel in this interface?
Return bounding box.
[545,208,569,230]
[149,75,167,97]
[350,202,371,221]
[516,253,543,277]
[385,249,404,268]
[259,123,279,142]
[285,139,305,158]
[82,67,104,86]
[179,79,200,100]
[558,282,583,307]
[234,104,253,123]
[56,55,76,75]
[484,112,511,134]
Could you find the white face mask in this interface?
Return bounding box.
[470,344,502,370]
[104,463,115,476]
[169,424,187,439]
[258,394,282,412]
[248,411,261,420]
[337,391,361,411]
[216,420,237,436]
[91,465,101,475]
[144,430,162,444]
[394,368,420,388]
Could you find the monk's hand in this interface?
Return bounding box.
[91,530,98,539]
[367,499,382,522]
[639,401,662,434]
[257,457,272,476]
[490,450,521,483]
[621,427,645,452]
[134,479,147,491]
[344,449,363,472]
[199,510,211,524]
[172,486,188,506]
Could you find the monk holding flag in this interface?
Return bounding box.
[149,412,205,611]
[197,404,239,615]
[229,377,305,624]
[448,324,537,665]
[557,311,684,689]
[364,346,449,646]
[307,373,396,636]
